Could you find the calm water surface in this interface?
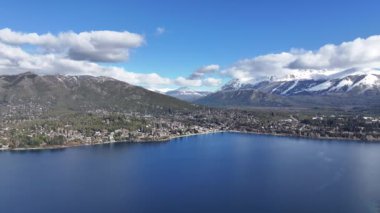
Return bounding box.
[1,133,380,213]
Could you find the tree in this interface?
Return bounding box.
[47,135,66,145]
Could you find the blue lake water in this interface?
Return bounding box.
[1,132,380,213]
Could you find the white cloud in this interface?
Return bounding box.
[0,28,144,62]
[174,77,202,87]
[223,53,296,82]
[223,35,380,82]
[173,76,222,88]
[203,77,222,87]
[189,64,220,79]
[288,36,380,69]
[169,64,223,88]
[155,27,165,35]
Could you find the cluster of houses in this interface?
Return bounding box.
[0,109,379,150]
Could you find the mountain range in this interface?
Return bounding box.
[1,69,379,113]
[196,68,380,108]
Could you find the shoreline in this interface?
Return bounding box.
[0,130,225,152]
[1,130,379,152]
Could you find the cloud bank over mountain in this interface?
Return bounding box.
[0,28,221,89]
[1,28,379,90]
[222,35,380,83]
[174,64,222,87]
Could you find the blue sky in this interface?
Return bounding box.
[0,0,380,91]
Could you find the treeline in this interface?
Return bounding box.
[8,130,66,148]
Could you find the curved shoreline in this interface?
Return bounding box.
[1,130,379,152]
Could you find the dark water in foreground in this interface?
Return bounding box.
[1,133,380,213]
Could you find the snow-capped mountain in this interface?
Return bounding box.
[221,68,380,95]
[196,68,380,108]
[165,87,211,102]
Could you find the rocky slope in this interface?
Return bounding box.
[0,72,195,114]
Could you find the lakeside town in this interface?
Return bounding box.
[1,107,379,151]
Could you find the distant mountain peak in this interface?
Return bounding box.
[221,79,248,91]
[165,87,211,102]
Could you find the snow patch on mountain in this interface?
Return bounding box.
[329,78,353,91]
[307,81,333,92]
[271,82,285,93]
[281,80,298,95]
[221,79,247,91]
[348,74,380,92]
[328,67,380,80]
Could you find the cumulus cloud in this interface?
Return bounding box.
[223,35,380,82]
[169,64,223,88]
[173,77,220,87]
[223,53,296,82]
[202,77,222,87]
[0,28,144,62]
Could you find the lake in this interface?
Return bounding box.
[1,132,380,213]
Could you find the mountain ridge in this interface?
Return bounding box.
[0,72,195,114]
[196,68,380,108]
